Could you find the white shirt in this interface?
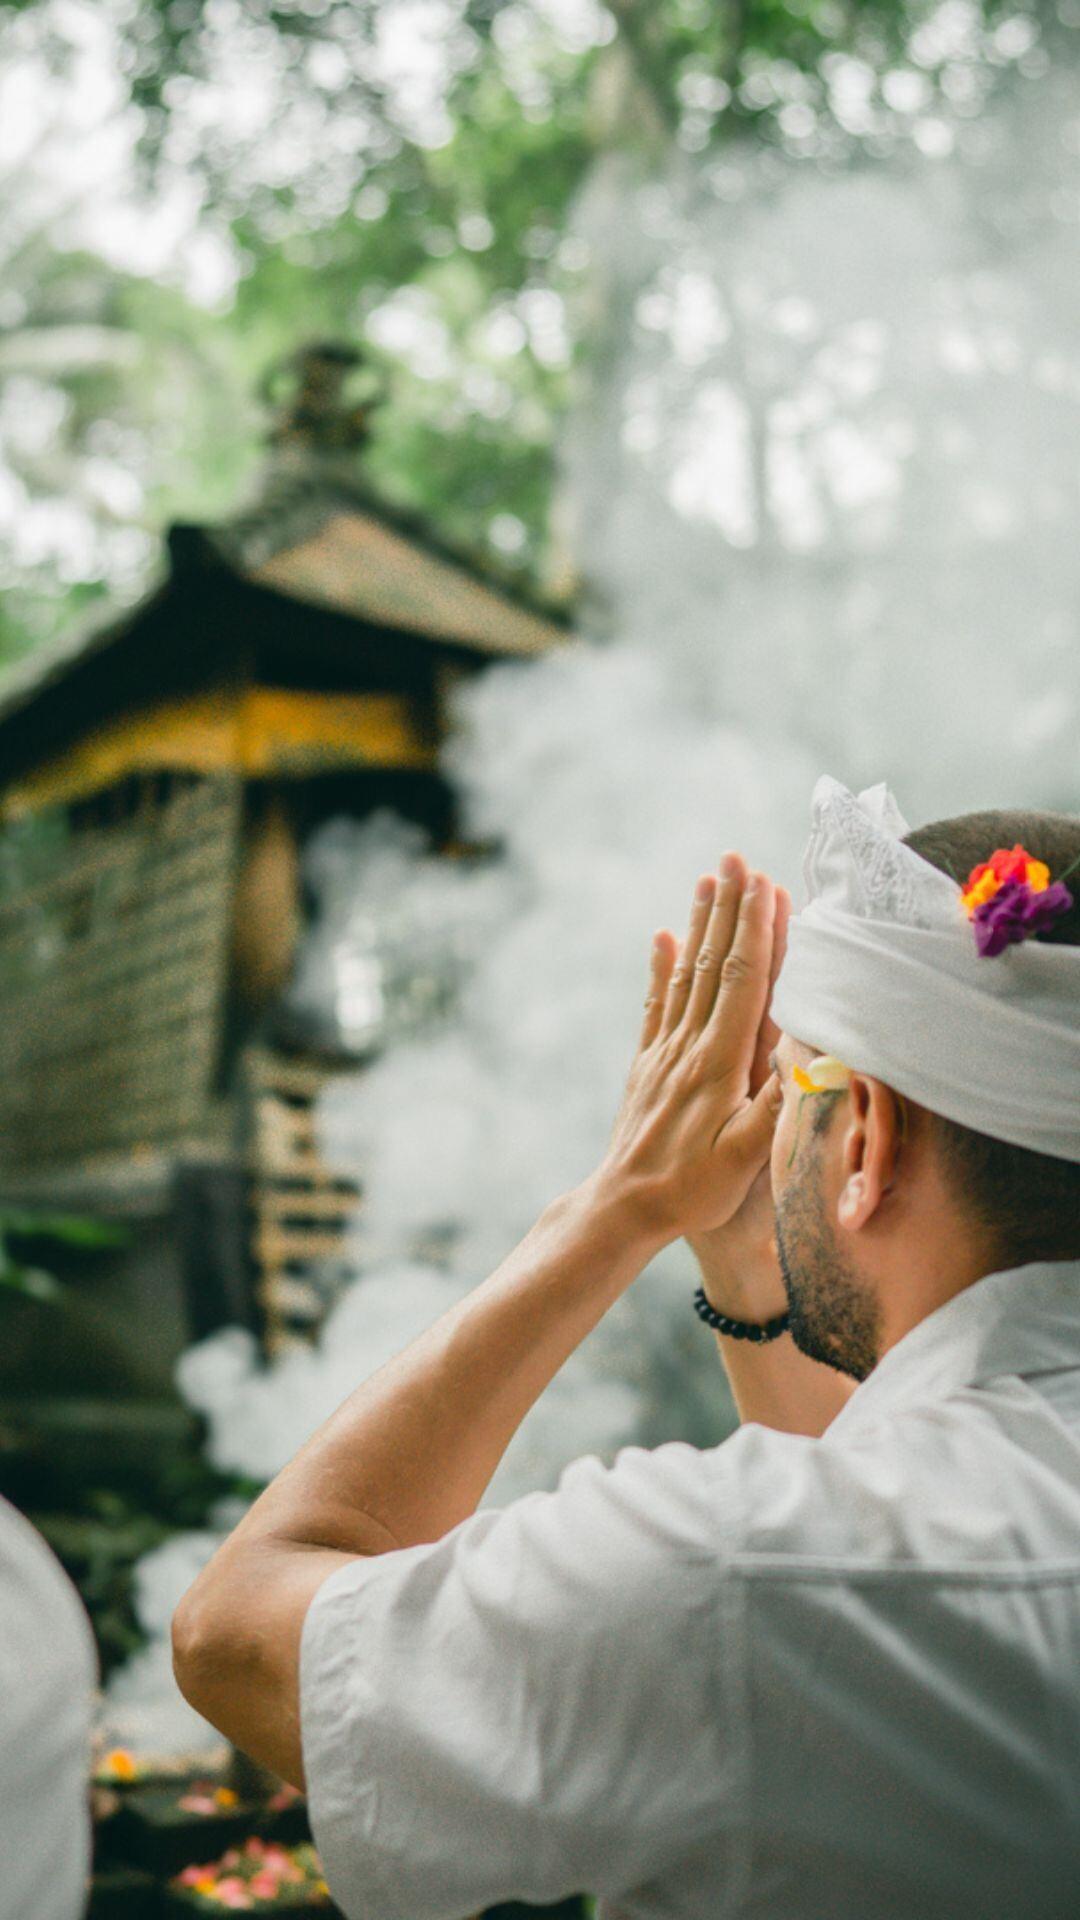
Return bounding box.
[0,1495,96,1920]
[300,1259,1080,1920]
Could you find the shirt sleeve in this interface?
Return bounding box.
[299,1442,743,1920]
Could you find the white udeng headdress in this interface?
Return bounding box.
[770,777,1080,1164]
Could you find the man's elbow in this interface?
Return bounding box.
[171,1542,316,1788]
[171,1572,238,1724]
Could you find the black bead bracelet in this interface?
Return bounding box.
[692,1285,790,1344]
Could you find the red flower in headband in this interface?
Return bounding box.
[961,845,1073,957]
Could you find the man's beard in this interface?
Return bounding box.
[774,1141,881,1383]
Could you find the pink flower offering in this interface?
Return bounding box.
[179,1793,220,1816]
[169,1837,328,1908]
[263,1846,304,1883]
[213,1878,254,1909]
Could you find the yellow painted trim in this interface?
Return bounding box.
[0,687,434,818]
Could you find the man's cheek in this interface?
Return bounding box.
[770,1096,798,1197]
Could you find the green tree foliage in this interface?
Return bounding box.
[0,0,1047,664]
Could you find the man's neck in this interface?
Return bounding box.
[872,1219,1001,1366]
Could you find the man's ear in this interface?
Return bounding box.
[836,1074,903,1232]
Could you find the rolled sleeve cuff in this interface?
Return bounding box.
[300,1556,401,1920]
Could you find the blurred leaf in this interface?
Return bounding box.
[2,1210,131,1250]
[0,1207,131,1303]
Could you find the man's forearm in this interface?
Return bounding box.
[215,1176,661,1563]
[173,1176,663,1783]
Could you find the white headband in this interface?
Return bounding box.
[770,778,1080,1164]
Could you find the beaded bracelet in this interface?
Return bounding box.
[692,1285,790,1344]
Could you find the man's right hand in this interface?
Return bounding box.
[685,867,790,1324]
[680,873,858,1436]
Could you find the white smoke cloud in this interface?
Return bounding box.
[114,54,1080,1745]
[99,1533,222,1756]
[179,1269,469,1483]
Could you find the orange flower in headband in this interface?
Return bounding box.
[960,845,1072,957]
[961,845,1050,913]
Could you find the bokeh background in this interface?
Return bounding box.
[1,0,1078,1850]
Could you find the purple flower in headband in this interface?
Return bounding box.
[972,879,1074,958]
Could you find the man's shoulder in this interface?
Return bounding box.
[530,1421,954,1603]
[547,1438,725,1557]
[538,1428,815,1581]
[547,1425,874,1567]
[516,1378,1080,1592]
[710,1383,1080,1574]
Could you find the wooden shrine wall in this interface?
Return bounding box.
[240,1046,361,1356]
[0,775,241,1174]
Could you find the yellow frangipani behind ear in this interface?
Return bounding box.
[792,1055,851,1095]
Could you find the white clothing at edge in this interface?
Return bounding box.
[0,1494,96,1920]
[300,1258,1080,1920]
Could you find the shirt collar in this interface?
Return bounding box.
[827,1258,1080,1441]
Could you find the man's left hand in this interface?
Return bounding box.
[591,858,783,1251]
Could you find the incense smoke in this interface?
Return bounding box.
[113,57,1080,1748]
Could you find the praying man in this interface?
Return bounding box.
[174,778,1080,1920]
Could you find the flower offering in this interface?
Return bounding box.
[178,1786,241,1817]
[960,845,1073,957]
[170,1839,332,1911]
[96,1748,140,1785]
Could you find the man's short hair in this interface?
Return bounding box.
[902,810,1080,1267]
